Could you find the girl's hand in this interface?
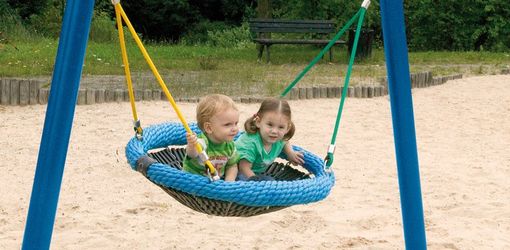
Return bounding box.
[288,150,304,166]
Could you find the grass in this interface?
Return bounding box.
[1,38,509,97]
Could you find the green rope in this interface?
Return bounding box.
[279,9,362,98]
[325,8,367,168]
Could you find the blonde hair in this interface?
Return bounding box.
[196,94,238,131]
[244,97,295,140]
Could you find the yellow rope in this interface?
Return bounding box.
[114,3,217,177]
[114,4,142,136]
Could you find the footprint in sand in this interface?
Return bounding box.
[337,236,373,248]
[428,242,459,250]
[270,210,327,232]
[125,202,170,215]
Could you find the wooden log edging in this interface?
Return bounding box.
[0,71,468,106]
[0,79,43,106]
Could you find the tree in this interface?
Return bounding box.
[6,0,49,20]
[121,0,199,41]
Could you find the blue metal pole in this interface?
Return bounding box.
[22,0,95,249]
[379,1,427,249]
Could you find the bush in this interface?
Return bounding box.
[120,0,198,41]
[206,22,252,48]
[5,0,49,20]
[180,21,252,48]
[89,11,117,43]
[405,0,510,51]
[0,1,34,41]
[180,20,231,45]
[27,6,62,38]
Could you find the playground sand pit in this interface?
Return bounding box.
[1,75,509,249]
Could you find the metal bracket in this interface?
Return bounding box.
[198,151,209,163]
[328,144,336,154]
[136,155,157,177]
[362,0,371,9]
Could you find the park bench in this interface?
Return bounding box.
[248,18,346,63]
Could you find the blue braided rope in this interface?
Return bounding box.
[125,122,335,207]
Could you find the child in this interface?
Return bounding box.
[183,94,240,181]
[235,97,304,181]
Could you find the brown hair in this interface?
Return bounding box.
[244,97,295,140]
[196,94,238,131]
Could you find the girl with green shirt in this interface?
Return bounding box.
[235,98,304,181]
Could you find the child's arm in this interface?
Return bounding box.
[238,159,256,178]
[224,164,238,182]
[185,133,199,158]
[283,142,304,166]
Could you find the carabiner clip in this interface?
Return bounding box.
[206,167,220,182]
[133,120,143,140]
[323,153,334,171]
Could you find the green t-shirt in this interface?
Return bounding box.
[234,132,285,174]
[183,133,240,177]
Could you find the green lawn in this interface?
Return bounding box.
[1,39,509,97]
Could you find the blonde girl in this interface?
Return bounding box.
[183,94,240,181]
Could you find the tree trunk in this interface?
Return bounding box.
[256,0,272,55]
[256,0,272,19]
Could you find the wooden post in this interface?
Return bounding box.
[374,86,383,97]
[0,79,10,105]
[38,89,49,104]
[312,86,320,98]
[86,89,95,105]
[29,80,39,105]
[105,89,115,102]
[77,89,86,105]
[334,87,341,98]
[19,80,30,106]
[115,89,124,102]
[152,90,162,100]
[298,87,306,99]
[305,87,313,99]
[290,88,299,100]
[327,87,335,98]
[143,89,152,100]
[320,87,327,98]
[10,79,20,105]
[348,86,354,97]
[354,86,362,98]
[96,89,105,103]
[361,86,368,98]
[134,90,142,101]
[368,86,374,98]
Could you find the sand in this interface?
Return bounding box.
[1,75,509,249]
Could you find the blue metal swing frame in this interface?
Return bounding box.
[22,0,427,249]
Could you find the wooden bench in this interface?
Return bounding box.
[248,19,346,63]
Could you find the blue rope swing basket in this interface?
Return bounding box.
[125,122,335,217]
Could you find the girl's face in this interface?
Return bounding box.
[204,107,239,144]
[255,111,290,146]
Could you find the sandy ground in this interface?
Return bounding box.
[1,75,509,249]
